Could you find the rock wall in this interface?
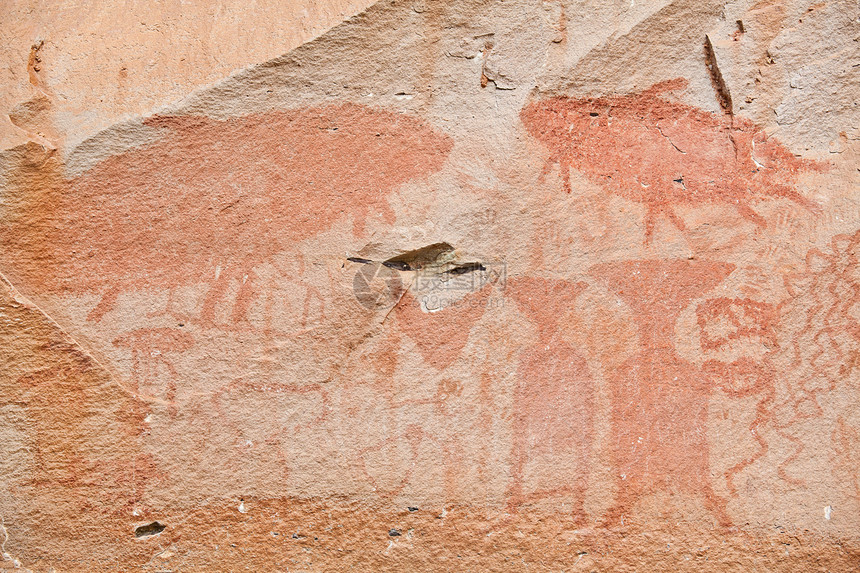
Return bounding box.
[1,0,858,570]
[0,0,375,150]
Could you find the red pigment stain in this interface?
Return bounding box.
[832,417,860,501]
[357,425,440,499]
[695,298,779,495]
[17,361,160,522]
[701,357,775,496]
[590,259,735,525]
[506,277,593,522]
[346,286,494,500]
[8,103,452,323]
[112,327,195,416]
[520,78,824,242]
[696,297,777,352]
[394,285,492,370]
[773,228,860,485]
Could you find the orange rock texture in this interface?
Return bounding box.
[1,0,858,570]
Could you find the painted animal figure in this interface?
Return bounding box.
[520,78,823,242]
[1,103,452,325]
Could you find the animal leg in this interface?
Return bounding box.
[644,77,689,95]
[302,285,326,327]
[505,409,527,514]
[735,203,767,227]
[537,152,559,184]
[505,460,525,514]
[664,206,687,232]
[572,421,592,525]
[231,269,258,326]
[772,185,822,214]
[643,207,659,244]
[200,266,233,327]
[130,351,143,395]
[600,478,644,528]
[146,289,190,323]
[569,471,589,526]
[87,286,121,322]
[695,479,733,527]
[559,156,573,193]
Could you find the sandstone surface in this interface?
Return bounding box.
[1,0,858,570]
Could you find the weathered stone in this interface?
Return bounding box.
[1,0,858,570]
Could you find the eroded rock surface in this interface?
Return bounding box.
[1,0,858,570]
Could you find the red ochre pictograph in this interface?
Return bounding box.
[696,297,779,496]
[772,228,860,486]
[520,78,824,242]
[112,327,194,416]
[590,259,735,525]
[394,285,494,371]
[1,103,452,325]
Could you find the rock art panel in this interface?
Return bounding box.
[1,103,453,327]
[1,0,859,568]
[521,78,824,242]
[0,101,455,506]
